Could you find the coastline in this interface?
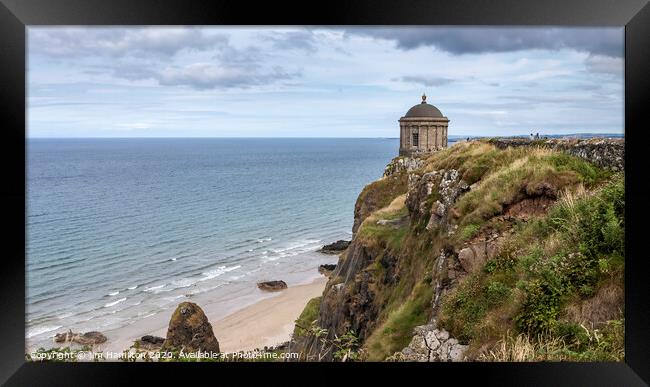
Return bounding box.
[79,276,328,354]
[211,277,326,352]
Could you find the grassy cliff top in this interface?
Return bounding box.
[305,140,624,362]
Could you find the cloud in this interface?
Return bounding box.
[109,63,157,81]
[156,63,299,90]
[346,27,623,58]
[99,60,300,89]
[29,27,228,58]
[261,30,318,52]
[584,54,623,75]
[396,75,455,87]
[30,28,301,90]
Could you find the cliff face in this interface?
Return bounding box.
[293,138,625,362]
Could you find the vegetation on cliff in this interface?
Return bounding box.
[293,296,322,338]
[292,139,624,362]
[439,175,624,360]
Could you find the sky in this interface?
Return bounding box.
[27,27,624,138]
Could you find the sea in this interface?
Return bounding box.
[26,137,413,350]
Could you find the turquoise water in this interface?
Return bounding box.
[26,138,401,347]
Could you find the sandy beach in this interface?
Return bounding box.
[92,276,327,354]
[211,277,326,352]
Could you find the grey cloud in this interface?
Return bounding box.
[346,27,623,58]
[109,63,158,81]
[396,75,455,87]
[29,27,228,58]
[154,63,300,90]
[92,59,300,90]
[33,27,303,90]
[584,54,623,75]
[261,30,318,52]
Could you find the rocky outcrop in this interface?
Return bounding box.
[487,137,624,171]
[54,330,107,345]
[161,302,220,353]
[318,264,337,276]
[295,166,471,361]
[457,232,503,275]
[405,171,438,218]
[383,156,425,177]
[427,170,469,230]
[302,242,380,360]
[406,168,469,230]
[257,280,288,291]
[399,323,467,362]
[319,240,350,254]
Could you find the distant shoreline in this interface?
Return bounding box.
[26,133,624,140]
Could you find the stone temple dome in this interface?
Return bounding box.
[404,94,444,118]
[398,93,450,156]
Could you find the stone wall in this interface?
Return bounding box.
[486,137,624,171]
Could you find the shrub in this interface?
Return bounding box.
[486,281,511,307]
[459,223,481,241]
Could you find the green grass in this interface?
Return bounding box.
[354,171,408,232]
[357,197,408,251]
[293,297,322,338]
[458,223,481,241]
[363,281,434,360]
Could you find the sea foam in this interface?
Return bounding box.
[104,297,127,308]
[27,325,63,339]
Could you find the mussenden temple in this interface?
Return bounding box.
[399,94,449,156]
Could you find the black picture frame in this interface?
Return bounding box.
[1,0,648,385]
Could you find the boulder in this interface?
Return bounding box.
[319,240,351,254]
[376,216,408,228]
[457,245,486,274]
[142,335,165,344]
[318,264,337,276]
[457,237,502,274]
[400,323,467,362]
[54,330,107,345]
[257,280,288,291]
[161,302,220,353]
[135,335,165,350]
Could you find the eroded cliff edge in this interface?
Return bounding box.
[290,138,625,362]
